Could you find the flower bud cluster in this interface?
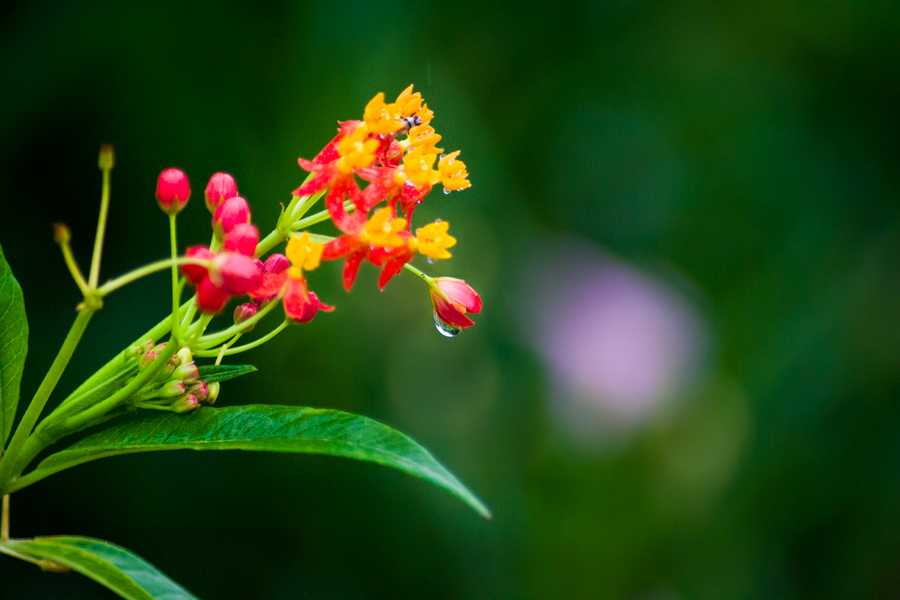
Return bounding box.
[178,175,264,313]
[129,343,215,412]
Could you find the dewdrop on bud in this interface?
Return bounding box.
[156,168,190,215]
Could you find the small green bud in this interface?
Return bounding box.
[98,144,115,170]
[206,382,220,404]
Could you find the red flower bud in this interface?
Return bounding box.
[234,302,259,330]
[204,172,238,213]
[429,277,482,335]
[263,253,290,274]
[210,252,263,295]
[182,246,215,285]
[156,168,190,215]
[213,196,250,236]
[196,276,231,313]
[223,223,259,256]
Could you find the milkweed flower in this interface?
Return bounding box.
[249,232,334,324]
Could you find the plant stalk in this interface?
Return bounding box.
[0,306,95,495]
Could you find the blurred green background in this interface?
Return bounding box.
[2,1,900,598]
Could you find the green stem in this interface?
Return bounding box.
[195,291,284,349]
[0,307,95,494]
[194,320,289,357]
[38,362,137,430]
[88,161,112,289]
[403,262,434,284]
[1,494,8,540]
[169,214,181,343]
[59,341,180,435]
[54,227,90,295]
[96,257,211,297]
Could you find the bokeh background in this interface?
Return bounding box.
[2,1,900,598]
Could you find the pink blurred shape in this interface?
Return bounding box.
[521,238,708,438]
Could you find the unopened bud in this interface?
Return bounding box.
[206,382,220,404]
[223,223,259,257]
[263,253,290,274]
[190,381,210,402]
[234,302,259,331]
[173,362,200,383]
[205,172,238,213]
[157,380,186,398]
[127,338,155,357]
[172,394,200,414]
[139,350,159,368]
[156,168,191,215]
[53,223,71,245]
[98,144,115,171]
[211,252,263,295]
[176,347,193,365]
[196,276,231,313]
[182,246,215,285]
[212,196,250,236]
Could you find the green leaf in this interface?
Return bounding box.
[24,405,491,517]
[196,364,256,384]
[0,536,199,600]
[0,241,29,450]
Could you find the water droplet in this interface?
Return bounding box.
[433,313,461,337]
[427,257,436,265]
[442,187,451,195]
[439,153,447,161]
[434,218,442,224]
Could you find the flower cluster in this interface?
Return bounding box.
[156,85,480,345]
[294,86,471,293]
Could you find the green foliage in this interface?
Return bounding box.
[0,242,28,450]
[195,364,256,384]
[0,536,198,600]
[18,405,491,517]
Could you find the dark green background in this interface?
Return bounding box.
[2,1,900,598]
